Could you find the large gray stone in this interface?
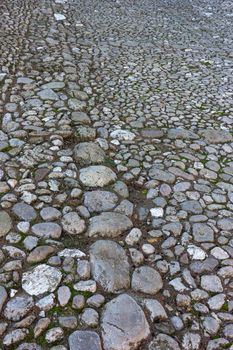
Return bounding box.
[32,223,62,239]
[141,299,167,321]
[181,200,203,214]
[167,128,198,140]
[201,275,223,293]
[149,167,175,184]
[4,294,34,321]
[101,294,150,350]
[74,142,105,165]
[90,240,130,293]
[141,129,164,138]
[217,218,233,231]
[0,211,12,237]
[132,266,163,295]
[201,129,233,144]
[80,166,117,187]
[87,212,133,238]
[84,191,118,213]
[13,203,37,222]
[37,89,58,100]
[69,331,102,350]
[192,223,214,242]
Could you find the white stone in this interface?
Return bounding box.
[169,277,189,292]
[110,129,135,141]
[141,299,168,321]
[21,191,37,204]
[17,222,30,234]
[125,228,142,245]
[74,280,97,293]
[54,13,66,21]
[187,245,207,260]
[142,244,155,255]
[58,249,86,258]
[22,264,62,296]
[150,207,164,217]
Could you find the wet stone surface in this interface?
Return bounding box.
[0,0,233,349]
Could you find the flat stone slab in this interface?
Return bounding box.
[12,202,37,222]
[32,223,62,239]
[217,218,233,231]
[200,129,233,144]
[101,294,150,350]
[90,240,130,293]
[37,89,58,100]
[87,212,133,238]
[132,266,163,295]
[84,190,118,213]
[149,167,175,184]
[74,142,105,165]
[141,129,164,138]
[167,128,199,140]
[22,264,62,296]
[69,331,102,350]
[79,166,117,187]
[201,275,223,293]
[192,223,214,242]
[0,211,12,237]
[4,294,34,321]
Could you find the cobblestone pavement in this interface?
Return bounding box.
[0,0,233,349]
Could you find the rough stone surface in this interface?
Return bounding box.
[101,294,150,350]
[1,1,233,348]
[88,212,133,238]
[74,142,105,165]
[69,331,102,350]
[0,211,12,237]
[90,240,130,292]
[22,264,62,296]
[84,191,118,213]
[4,294,34,321]
[79,166,117,187]
[12,203,37,222]
[61,212,86,235]
[132,266,163,294]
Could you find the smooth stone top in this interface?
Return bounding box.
[201,129,233,144]
[0,211,12,237]
[90,240,130,293]
[84,191,118,213]
[13,202,37,222]
[79,166,117,187]
[87,212,133,238]
[73,142,105,165]
[101,294,150,350]
[132,266,163,294]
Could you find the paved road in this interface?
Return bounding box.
[0,0,233,349]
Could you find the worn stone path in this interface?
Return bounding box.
[0,0,233,349]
